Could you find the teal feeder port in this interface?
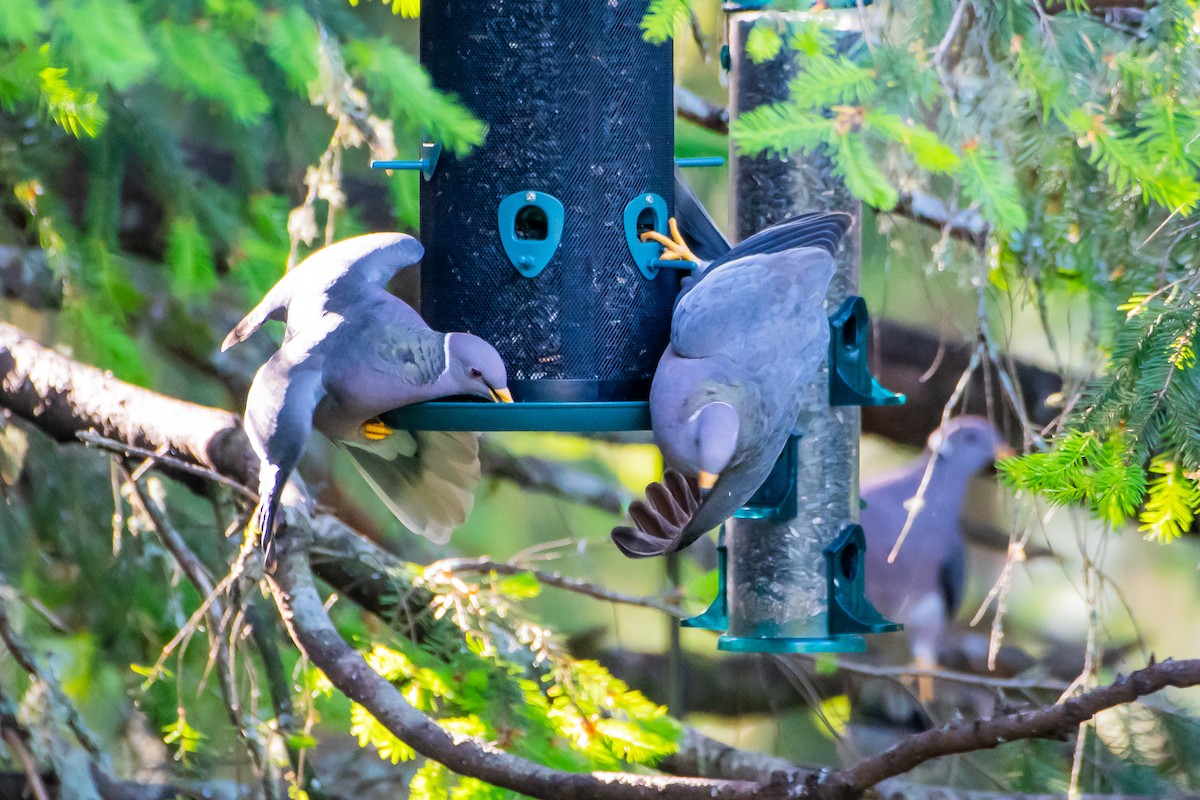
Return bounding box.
[498,191,564,279]
[830,296,906,407]
[682,526,729,632]
[826,524,902,636]
[734,434,800,522]
[623,193,669,280]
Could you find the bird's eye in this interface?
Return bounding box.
[469,368,483,379]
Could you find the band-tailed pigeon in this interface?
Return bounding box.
[612,181,851,557]
[861,416,1012,683]
[223,233,512,562]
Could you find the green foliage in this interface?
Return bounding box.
[787,54,878,108]
[960,142,1028,234]
[1000,430,1147,527]
[344,39,487,154]
[1066,110,1200,212]
[51,0,156,91]
[729,103,832,157]
[832,128,899,211]
[1006,287,1200,533]
[165,216,218,300]
[350,0,421,17]
[262,7,322,92]
[350,701,417,764]
[154,22,270,124]
[0,0,45,45]
[1138,457,1200,543]
[331,566,681,788]
[641,0,693,44]
[746,24,785,64]
[162,710,205,764]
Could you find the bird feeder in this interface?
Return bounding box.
[373,0,903,654]
[680,3,903,653]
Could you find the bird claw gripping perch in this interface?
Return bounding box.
[640,218,702,264]
[610,469,703,558]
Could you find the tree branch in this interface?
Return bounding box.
[478,438,629,514]
[266,531,776,800]
[815,659,1200,799]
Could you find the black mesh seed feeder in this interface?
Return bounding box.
[375,0,690,433]
[373,0,903,653]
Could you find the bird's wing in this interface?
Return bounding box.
[367,324,447,387]
[938,543,967,619]
[674,167,732,262]
[671,248,835,362]
[676,211,850,302]
[243,351,326,563]
[710,212,850,269]
[222,233,424,351]
[342,430,480,544]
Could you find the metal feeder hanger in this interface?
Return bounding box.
[373,0,902,654]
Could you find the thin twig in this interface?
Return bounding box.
[2,728,51,800]
[429,557,685,617]
[888,346,983,563]
[120,469,274,793]
[79,431,257,501]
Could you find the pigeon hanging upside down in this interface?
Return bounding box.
[861,415,1014,698]
[223,233,512,564]
[612,195,851,558]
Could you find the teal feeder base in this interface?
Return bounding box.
[380,400,651,433]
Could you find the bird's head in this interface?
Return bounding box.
[445,333,513,403]
[927,416,1014,474]
[677,401,740,495]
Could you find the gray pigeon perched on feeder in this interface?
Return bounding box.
[222,233,512,562]
[611,192,851,557]
[861,415,1012,696]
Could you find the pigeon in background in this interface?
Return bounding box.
[861,415,1013,696]
[611,180,851,557]
[223,233,512,563]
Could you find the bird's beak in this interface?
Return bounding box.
[995,445,1017,460]
[490,387,514,403]
[698,470,718,496]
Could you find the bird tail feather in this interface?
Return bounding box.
[710,212,852,270]
[342,431,480,544]
[249,481,282,572]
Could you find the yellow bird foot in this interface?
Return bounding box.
[641,217,701,264]
[913,654,938,704]
[361,417,395,441]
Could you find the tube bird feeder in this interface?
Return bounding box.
[681,3,903,653]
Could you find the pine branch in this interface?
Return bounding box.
[673,89,989,245]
